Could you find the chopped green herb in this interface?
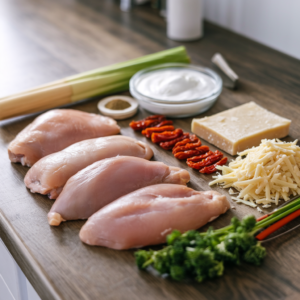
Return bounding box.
[135,215,266,282]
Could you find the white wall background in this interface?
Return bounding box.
[204,0,300,60]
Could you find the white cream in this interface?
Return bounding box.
[135,69,217,101]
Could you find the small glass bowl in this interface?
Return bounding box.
[130,63,222,118]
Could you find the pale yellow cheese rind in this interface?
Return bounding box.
[191,102,291,155]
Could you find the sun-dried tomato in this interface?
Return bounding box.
[186,151,223,169]
[200,157,228,174]
[195,145,210,154]
[145,115,166,120]
[154,120,173,127]
[172,139,202,154]
[142,125,175,138]
[130,115,227,175]
[187,150,213,162]
[152,129,183,143]
[130,115,166,130]
[174,150,201,160]
[159,133,190,150]
[173,135,198,148]
[130,119,159,131]
[173,138,190,148]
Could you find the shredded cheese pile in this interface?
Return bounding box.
[209,139,300,207]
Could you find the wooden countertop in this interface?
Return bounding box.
[1,0,300,299]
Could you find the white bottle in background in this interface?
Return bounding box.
[167,0,203,41]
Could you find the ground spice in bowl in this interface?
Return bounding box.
[105,99,131,110]
[98,95,138,120]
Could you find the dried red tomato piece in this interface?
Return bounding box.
[174,150,201,160]
[159,133,190,150]
[154,120,173,127]
[130,115,166,130]
[172,139,202,154]
[188,146,214,162]
[151,129,183,143]
[142,125,175,138]
[186,151,223,170]
[130,119,160,131]
[195,145,210,154]
[145,115,166,120]
[173,134,198,148]
[200,157,228,174]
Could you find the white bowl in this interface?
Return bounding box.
[129,63,222,118]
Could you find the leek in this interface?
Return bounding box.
[0,46,190,120]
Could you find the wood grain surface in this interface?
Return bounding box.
[1,0,300,299]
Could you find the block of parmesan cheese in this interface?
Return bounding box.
[191,102,291,155]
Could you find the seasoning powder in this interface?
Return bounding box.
[105,99,131,110]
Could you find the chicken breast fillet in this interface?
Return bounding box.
[24,136,153,199]
[79,184,230,250]
[8,109,120,167]
[48,157,190,226]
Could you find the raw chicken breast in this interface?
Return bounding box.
[8,109,120,167]
[48,157,190,226]
[79,184,230,250]
[24,136,153,199]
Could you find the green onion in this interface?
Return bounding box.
[255,197,300,230]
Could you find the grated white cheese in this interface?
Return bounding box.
[210,139,300,207]
[231,196,257,207]
[257,206,263,213]
[236,199,257,208]
[229,188,238,195]
[262,204,272,208]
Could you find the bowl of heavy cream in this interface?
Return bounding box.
[130,63,222,117]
